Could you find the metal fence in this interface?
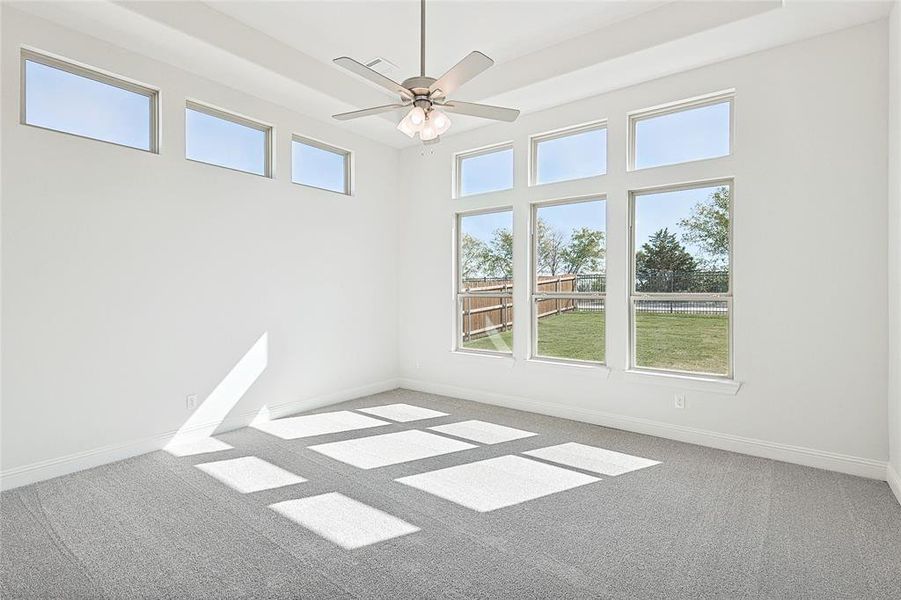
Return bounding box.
[635,270,728,293]
[634,300,727,315]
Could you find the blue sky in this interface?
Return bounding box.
[27,59,345,184]
[25,60,151,150]
[460,101,727,193]
[185,108,267,175]
[536,128,606,184]
[460,148,514,196]
[292,141,346,192]
[537,199,605,241]
[634,101,730,169]
[461,210,512,243]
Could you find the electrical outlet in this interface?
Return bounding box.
[674,393,686,409]
[186,394,198,410]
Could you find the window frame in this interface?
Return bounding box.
[530,195,607,366]
[627,90,734,172]
[528,120,607,186]
[291,134,353,195]
[20,47,160,153]
[628,178,734,378]
[185,99,273,178]
[454,206,514,356]
[454,142,514,199]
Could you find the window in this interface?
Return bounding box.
[630,181,732,377]
[185,101,271,177]
[630,93,732,170]
[456,208,514,354]
[456,144,513,197]
[532,197,606,363]
[292,136,351,194]
[21,49,158,152]
[531,123,606,185]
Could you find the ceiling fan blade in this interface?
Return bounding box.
[437,100,520,122]
[332,104,409,121]
[333,57,413,100]
[429,51,494,97]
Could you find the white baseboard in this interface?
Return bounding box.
[0,377,400,491]
[888,463,901,506]
[399,378,888,481]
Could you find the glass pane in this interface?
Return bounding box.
[535,127,606,184]
[459,147,513,196]
[460,297,513,354]
[634,101,730,169]
[535,298,605,362]
[634,185,729,293]
[292,140,347,193]
[634,300,729,375]
[24,59,152,150]
[459,210,513,292]
[536,199,605,292]
[186,107,267,175]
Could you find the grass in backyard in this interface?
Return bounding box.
[634,312,728,375]
[463,310,728,374]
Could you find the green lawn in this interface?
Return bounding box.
[464,310,728,374]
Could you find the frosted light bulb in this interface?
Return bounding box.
[420,120,438,141]
[409,106,426,126]
[431,110,451,135]
[396,113,417,138]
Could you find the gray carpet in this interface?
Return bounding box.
[2,388,900,599]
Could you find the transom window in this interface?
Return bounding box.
[531,123,607,185]
[292,136,351,194]
[185,101,272,177]
[531,197,606,364]
[456,144,514,197]
[456,208,514,354]
[21,49,158,152]
[630,181,732,377]
[630,92,732,170]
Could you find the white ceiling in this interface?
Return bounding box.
[206,1,665,84]
[10,1,895,148]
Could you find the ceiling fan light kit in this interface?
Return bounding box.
[332,0,520,143]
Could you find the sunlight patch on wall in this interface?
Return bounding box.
[164,332,268,451]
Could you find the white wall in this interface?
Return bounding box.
[397,21,890,476]
[1,8,400,485]
[888,1,901,499]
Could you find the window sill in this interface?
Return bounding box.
[622,369,742,395]
[452,349,515,364]
[527,357,611,377]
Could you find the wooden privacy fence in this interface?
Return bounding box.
[461,276,578,341]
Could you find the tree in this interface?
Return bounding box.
[536,218,566,276]
[484,227,513,278]
[678,186,730,269]
[563,227,605,275]
[460,233,488,279]
[635,228,697,274]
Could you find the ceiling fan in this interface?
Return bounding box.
[331,0,520,143]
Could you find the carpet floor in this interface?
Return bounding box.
[2,388,900,599]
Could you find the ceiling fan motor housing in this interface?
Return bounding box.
[402,76,440,109]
